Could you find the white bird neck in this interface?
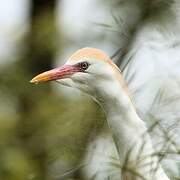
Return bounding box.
[95,76,147,156]
[93,75,169,179]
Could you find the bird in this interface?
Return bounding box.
[79,1,180,180]
[30,47,170,180]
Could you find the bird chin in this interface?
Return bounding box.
[55,79,75,88]
[56,78,93,97]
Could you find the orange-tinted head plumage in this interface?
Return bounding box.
[69,47,111,62]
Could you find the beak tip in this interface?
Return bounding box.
[30,78,38,84]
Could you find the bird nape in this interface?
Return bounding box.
[30,47,170,180]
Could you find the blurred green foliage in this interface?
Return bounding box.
[0,1,106,179]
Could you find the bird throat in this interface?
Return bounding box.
[94,78,148,161]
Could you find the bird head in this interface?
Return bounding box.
[30,47,123,98]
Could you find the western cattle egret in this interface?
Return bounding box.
[31,47,170,180]
[81,1,180,179]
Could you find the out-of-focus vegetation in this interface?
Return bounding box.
[0,1,107,179]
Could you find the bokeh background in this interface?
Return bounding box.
[0,0,122,179]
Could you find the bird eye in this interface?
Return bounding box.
[80,62,89,70]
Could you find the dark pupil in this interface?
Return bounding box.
[81,62,89,70]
